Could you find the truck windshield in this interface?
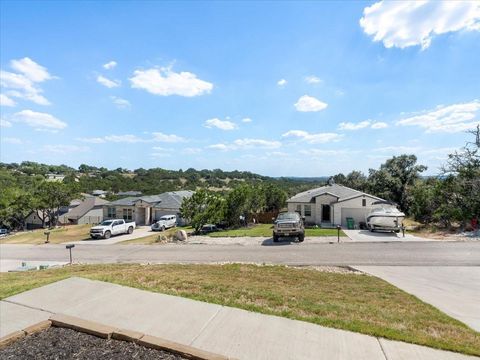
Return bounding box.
[276,213,299,221]
[99,220,114,226]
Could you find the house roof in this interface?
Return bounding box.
[117,191,142,196]
[287,184,370,203]
[106,191,194,209]
[67,197,108,219]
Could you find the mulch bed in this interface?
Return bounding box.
[0,327,188,359]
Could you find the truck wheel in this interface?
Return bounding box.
[273,233,279,243]
[298,234,305,242]
[128,226,133,234]
[161,226,165,231]
[104,231,111,239]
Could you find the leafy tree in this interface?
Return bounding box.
[180,190,225,232]
[34,182,79,227]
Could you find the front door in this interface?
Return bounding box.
[322,205,331,222]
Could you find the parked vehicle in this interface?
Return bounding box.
[0,228,9,238]
[151,215,177,231]
[90,219,136,239]
[273,212,305,242]
[366,201,405,233]
[200,224,218,234]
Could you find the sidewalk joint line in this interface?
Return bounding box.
[376,338,389,360]
[188,306,222,346]
[2,299,54,314]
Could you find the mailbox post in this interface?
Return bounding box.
[336,225,341,243]
[66,244,75,264]
[44,230,50,243]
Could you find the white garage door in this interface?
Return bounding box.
[341,208,369,227]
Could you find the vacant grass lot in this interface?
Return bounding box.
[0,225,91,244]
[0,264,478,356]
[209,223,346,237]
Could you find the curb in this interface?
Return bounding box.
[0,320,52,349]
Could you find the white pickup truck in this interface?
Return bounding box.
[90,219,136,239]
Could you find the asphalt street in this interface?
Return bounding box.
[1,241,479,266]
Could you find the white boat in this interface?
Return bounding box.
[366,201,405,232]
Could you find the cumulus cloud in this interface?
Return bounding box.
[371,122,389,129]
[304,75,322,84]
[76,137,106,144]
[103,61,117,70]
[396,100,480,132]
[360,1,480,50]
[130,67,213,97]
[12,110,67,130]
[0,93,16,107]
[208,138,281,151]
[0,119,12,128]
[277,79,287,87]
[110,96,131,109]
[242,117,252,123]
[338,121,371,130]
[97,75,121,88]
[282,130,342,144]
[294,95,328,112]
[152,132,186,143]
[77,132,186,144]
[104,134,144,143]
[204,118,238,130]
[0,57,54,105]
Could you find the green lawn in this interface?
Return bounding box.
[0,224,91,244]
[0,264,478,356]
[208,223,346,237]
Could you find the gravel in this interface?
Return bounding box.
[0,327,188,360]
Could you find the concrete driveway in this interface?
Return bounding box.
[344,229,436,242]
[354,266,480,332]
[65,226,153,245]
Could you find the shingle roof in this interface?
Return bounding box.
[287,184,364,203]
[105,191,194,210]
[66,197,108,219]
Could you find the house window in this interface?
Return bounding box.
[296,204,301,214]
[304,205,312,217]
[123,208,133,221]
[107,207,116,218]
[362,199,366,207]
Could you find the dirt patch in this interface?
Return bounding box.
[0,327,187,360]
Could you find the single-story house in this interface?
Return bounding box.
[58,197,108,225]
[45,173,65,182]
[103,190,194,226]
[287,183,384,227]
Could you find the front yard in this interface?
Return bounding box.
[0,264,478,356]
[0,225,91,244]
[208,223,346,237]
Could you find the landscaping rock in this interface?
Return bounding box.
[174,230,188,241]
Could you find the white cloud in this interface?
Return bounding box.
[1,60,52,106]
[396,100,480,132]
[2,137,23,144]
[294,95,328,112]
[282,130,342,144]
[208,138,281,151]
[371,122,389,129]
[242,117,252,123]
[204,118,238,130]
[103,61,117,70]
[152,132,186,143]
[360,1,480,50]
[130,67,213,97]
[338,121,371,130]
[304,75,322,84]
[110,96,131,109]
[76,137,106,144]
[97,75,120,88]
[104,134,144,143]
[10,57,53,82]
[152,146,173,151]
[0,93,16,107]
[277,79,287,87]
[13,110,67,130]
[42,145,90,154]
[0,119,12,128]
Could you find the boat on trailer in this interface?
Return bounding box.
[366,201,405,233]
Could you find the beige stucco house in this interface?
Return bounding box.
[287,184,384,227]
[103,191,194,226]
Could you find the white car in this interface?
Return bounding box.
[90,219,136,239]
[151,215,177,231]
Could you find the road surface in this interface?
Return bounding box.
[1,241,479,266]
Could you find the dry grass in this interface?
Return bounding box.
[0,264,478,356]
[120,226,192,245]
[0,225,91,244]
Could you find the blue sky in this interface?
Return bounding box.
[1,1,479,176]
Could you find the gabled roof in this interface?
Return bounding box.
[287,184,367,203]
[106,191,194,209]
[67,197,108,219]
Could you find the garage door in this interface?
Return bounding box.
[341,208,369,227]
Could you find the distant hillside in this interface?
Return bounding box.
[0,162,327,197]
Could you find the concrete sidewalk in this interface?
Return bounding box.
[2,277,475,359]
[354,266,480,332]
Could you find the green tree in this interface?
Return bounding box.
[180,190,225,232]
[35,182,79,227]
